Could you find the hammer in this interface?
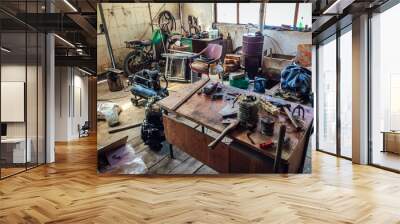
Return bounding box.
[208,119,240,149]
[273,102,300,130]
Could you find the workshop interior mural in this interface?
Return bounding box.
[96,3,313,174]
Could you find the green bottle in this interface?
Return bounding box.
[298,17,304,30]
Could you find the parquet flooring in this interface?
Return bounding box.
[1,135,400,223]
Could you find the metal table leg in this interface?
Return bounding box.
[169,144,174,159]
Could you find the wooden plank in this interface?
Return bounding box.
[147,148,190,174]
[169,157,203,174]
[97,136,128,153]
[171,78,210,111]
[136,145,169,170]
[108,123,141,134]
[157,78,209,111]
[195,164,218,174]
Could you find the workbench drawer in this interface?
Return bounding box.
[229,142,276,173]
[163,115,230,173]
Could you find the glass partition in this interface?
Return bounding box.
[0,0,46,179]
[370,3,400,171]
[1,30,28,178]
[317,36,337,155]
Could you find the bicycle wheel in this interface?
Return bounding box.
[123,50,144,77]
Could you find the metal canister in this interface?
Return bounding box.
[260,117,275,136]
[242,33,264,79]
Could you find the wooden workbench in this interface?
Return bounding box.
[158,79,314,173]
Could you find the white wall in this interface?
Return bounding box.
[182,3,214,32]
[1,63,46,164]
[97,3,180,71]
[55,67,89,141]
[181,3,311,56]
[217,24,311,56]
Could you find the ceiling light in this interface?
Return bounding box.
[63,0,78,12]
[78,67,93,76]
[323,0,355,15]
[54,34,75,48]
[1,47,11,53]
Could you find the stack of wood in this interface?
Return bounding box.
[223,54,241,73]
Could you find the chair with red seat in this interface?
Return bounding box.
[189,43,223,79]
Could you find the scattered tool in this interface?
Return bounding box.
[260,140,274,150]
[259,99,280,116]
[292,104,305,120]
[232,93,242,108]
[247,131,255,144]
[227,92,240,97]
[273,102,301,131]
[211,93,224,100]
[208,119,240,149]
[202,82,219,95]
[108,122,141,134]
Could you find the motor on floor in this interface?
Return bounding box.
[128,69,169,106]
[141,97,165,151]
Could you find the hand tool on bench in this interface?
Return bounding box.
[231,93,242,108]
[292,104,305,120]
[260,139,274,150]
[208,119,240,149]
[273,102,301,131]
[247,131,255,144]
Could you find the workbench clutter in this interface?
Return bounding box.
[97,2,313,175]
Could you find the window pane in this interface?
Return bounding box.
[371,3,400,171]
[265,3,295,27]
[239,3,260,25]
[340,29,352,158]
[217,3,237,24]
[298,3,312,28]
[318,37,337,154]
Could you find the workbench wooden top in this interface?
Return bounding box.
[158,79,314,162]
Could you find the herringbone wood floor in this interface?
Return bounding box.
[1,135,400,223]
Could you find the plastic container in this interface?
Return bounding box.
[209,29,219,39]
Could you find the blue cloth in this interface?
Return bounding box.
[280,65,311,96]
